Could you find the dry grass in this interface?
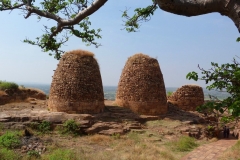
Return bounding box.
[86,134,113,145]
[219,140,240,160]
[0,117,211,160]
[66,49,94,57]
[24,122,193,160]
[66,132,180,160]
[128,53,151,60]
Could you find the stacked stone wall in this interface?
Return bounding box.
[116,53,167,115]
[168,85,204,111]
[48,49,104,114]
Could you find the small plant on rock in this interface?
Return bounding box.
[38,121,51,133]
[167,91,173,97]
[62,119,80,135]
[112,133,121,139]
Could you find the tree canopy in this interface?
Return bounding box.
[186,58,240,124]
[1,0,240,59]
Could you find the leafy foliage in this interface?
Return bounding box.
[122,0,158,32]
[167,91,173,97]
[38,120,51,133]
[0,0,104,59]
[186,58,240,123]
[61,119,80,135]
[27,150,41,159]
[168,136,198,152]
[0,148,19,160]
[0,0,158,59]
[0,80,18,90]
[0,131,20,149]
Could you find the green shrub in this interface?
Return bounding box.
[45,149,77,160]
[111,133,121,139]
[27,150,40,159]
[167,91,173,97]
[62,120,80,135]
[0,148,19,160]
[167,136,198,152]
[0,131,20,149]
[0,81,19,90]
[38,121,51,133]
[175,136,198,152]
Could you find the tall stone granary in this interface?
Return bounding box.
[115,53,168,115]
[48,49,104,114]
[168,84,204,111]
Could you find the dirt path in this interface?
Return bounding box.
[181,139,238,160]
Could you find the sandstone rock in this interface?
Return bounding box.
[0,88,46,105]
[30,101,37,105]
[98,129,124,135]
[11,124,26,130]
[130,129,146,134]
[135,115,160,123]
[182,132,190,136]
[179,127,190,133]
[85,122,110,134]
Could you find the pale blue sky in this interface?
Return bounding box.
[0,0,240,87]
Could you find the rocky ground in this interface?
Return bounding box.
[0,99,208,136]
[0,99,238,158]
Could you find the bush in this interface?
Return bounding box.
[0,131,20,149]
[0,81,18,90]
[175,136,198,152]
[167,136,198,152]
[167,91,173,97]
[38,121,51,133]
[61,120,80,135]
[0,148,19,160]
[27,150,40,159]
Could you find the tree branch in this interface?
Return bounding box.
[61,0,108,25]
[0,4,24,11]
[156,0,240,32]
[25,6,62,22]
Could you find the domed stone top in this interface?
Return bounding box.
[115,53,167,115]
[48,49,104,114]
[168,84,204,111]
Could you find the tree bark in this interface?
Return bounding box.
[156,0,240,32]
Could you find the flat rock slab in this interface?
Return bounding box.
[0,105,165,135]
[0,110,94,123]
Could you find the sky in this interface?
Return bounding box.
[0,0,240,88]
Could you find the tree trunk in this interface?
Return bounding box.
[156,0,240,32]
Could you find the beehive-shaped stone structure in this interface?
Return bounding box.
[168,85,204,111]
[48,49,104,114]
[115,53,168,115]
